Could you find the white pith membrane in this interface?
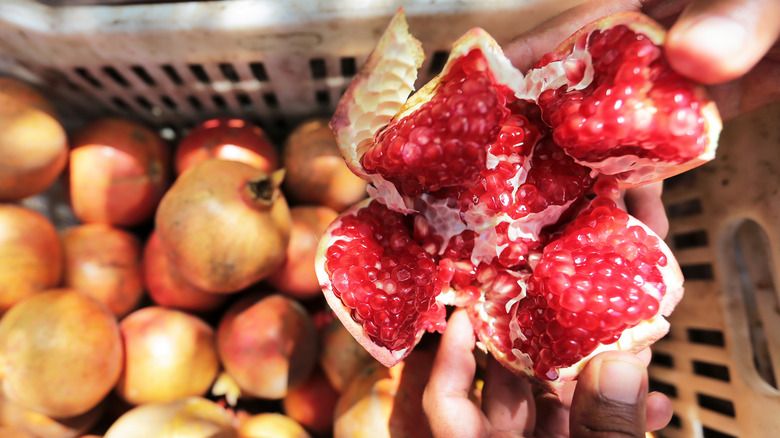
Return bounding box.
[324,9,720,392]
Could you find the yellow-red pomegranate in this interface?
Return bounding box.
[156,159,291,293]
[282,118,368,211]
[0,289,123,418]
[103,397,237,438]
[62,223,143,318]
[216,294,318,399]
[0,392,105,438]
[142,231,227,313]
[0,205,63,313]
[318,10,720,394]
[175,117,279,175]
[115,306,220,405]
[238,413,311,438]
[319,317,379,392]
[0,78,68,201]
[333,351,434,438]
[266,205,340,300]
[69,117,170,227]
[282,367,340,435]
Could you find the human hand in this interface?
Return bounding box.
[422,309,673,437]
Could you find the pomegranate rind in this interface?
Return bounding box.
[524,11,721,187]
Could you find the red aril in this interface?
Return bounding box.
[0,78,68,202]
[115,306,220,406]
[174,117,279,175]
[0,289,123,418]
[69,117,170,227]
[216,294,318,400]
[265,205,340,300]
[282,118,368,212]
[62,223,144,318]
[155,159,291,294]
[142,231,227,313]
[318,10,721,392]
[0,205,63,314]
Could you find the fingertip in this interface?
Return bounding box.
[646,391,674,431]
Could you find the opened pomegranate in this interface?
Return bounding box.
[174,117,279,175]
[317,10,720,392]
[155,159,291,293]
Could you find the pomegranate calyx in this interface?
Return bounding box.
[244,168,285,206]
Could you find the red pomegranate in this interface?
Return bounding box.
[142,231,227,313]
[0,78,68,202]
[0,205,63,314]
[317,10,720,393]
[0,289,123,418]
[115,306,220,406]
[69,117,170,227]
[282,118,369,211]
[175,117,279,175]
[155,159,291,294]
[62,223,143,318]
[333,351,434,438]
[265,205,340,300]
[282,367,340,435]
[216,294,318,400]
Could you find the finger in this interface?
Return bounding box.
[482,357,536,436]
[504,0,644,71]
[422,309,489,438]
[646,391,675,431]
[623,181,669,239]
[533,389,572,438]
[570,351,648,438]
[665,0,780,84]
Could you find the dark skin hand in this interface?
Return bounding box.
[423,1,780,437]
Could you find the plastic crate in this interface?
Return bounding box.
[1,1,778,437]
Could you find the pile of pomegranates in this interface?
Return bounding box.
[0,7,724,438]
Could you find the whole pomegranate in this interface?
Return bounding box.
[0,289,123,418]
[317,10,721,393]
[265,205,340,300]
[156,159,292,293]
[319,317,379,392]
[175,117,279,175]
[0,205,63,313]
[0,77,68,201]
[282,367,340,435]
[216,294,318,400]
[69,117,170,227]
[142,231,227,313]
[103,397,237,438]
[62,223,143,318]
[282,118,368,211]
[115,306,220,405]
[238,413,311,438]
[0,392,105,438]
[333,351,434,438]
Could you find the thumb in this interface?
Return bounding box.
[570,351,648,438]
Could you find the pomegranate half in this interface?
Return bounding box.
[316,10,720,393]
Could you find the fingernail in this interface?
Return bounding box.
[675,16,746,60]
[598,359,644,404]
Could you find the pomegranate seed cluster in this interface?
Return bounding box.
[362,50,512,195]
[537,25,706,163]
[325,201,444,350]
[511,198,667,380]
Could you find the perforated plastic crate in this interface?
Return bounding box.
[1,1,778,437]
